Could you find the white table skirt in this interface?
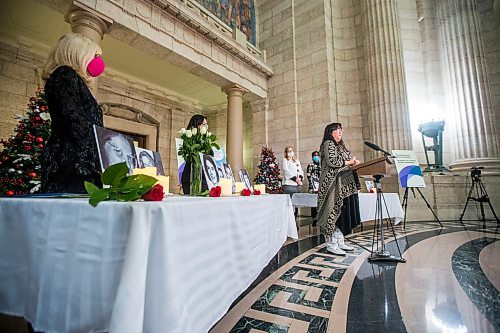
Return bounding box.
[291,192,404,224]
[0,194,297,333]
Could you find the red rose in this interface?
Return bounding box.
[142,184,164,201]
[241,188,251,196]
[6,190,14,196]
[209,186,222,197]
[253,189,261,195]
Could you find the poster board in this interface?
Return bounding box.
[392,150,425,188]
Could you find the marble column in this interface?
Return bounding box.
[362,0,412,157]
[65,7,112,44]
[436,0,500,172]
[224,85,248,173]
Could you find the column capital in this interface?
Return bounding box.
[65,4,113,43]
[222,84,248,97]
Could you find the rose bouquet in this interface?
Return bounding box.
[177,125,219,195]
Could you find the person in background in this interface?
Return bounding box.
[41,32,105,193]
[181,114,209,194]
[306,150,321,226]
[282,146,304,217]
[317,123,361,256]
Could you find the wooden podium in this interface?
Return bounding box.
[354,156,393,177]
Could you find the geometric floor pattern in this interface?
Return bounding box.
[211,220,500,333]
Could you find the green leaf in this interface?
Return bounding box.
[84,181,99,195]
[89,188,111,207]
[212,143,220,150]
[101,162,129,186]
[120,175,157,191]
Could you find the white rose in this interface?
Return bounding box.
[207,131,212,137]
[200,126,207,135]
[185,129,192,138]
[40,112,51,121]
[191,127,198,135]
[179,128,186,135]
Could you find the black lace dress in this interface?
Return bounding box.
[41,66,103,193]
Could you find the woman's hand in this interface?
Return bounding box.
[346,157,360,167]
[296,178,303,186]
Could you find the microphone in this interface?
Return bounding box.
[364,141,393,157]
[364,141,380,151]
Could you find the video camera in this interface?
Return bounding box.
[471,166,484,178]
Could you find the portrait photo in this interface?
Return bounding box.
[239,169,253,191]
[200,153,220,189]
[135,147,165,175]
[94,125,137,174]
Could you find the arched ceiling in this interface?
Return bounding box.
[0,0,227,108]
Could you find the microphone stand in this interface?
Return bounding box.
[363,143,406,263]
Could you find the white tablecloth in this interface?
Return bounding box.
[291,192,404,224]
[0,194,297,333]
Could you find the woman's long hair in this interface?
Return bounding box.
[321,122,344,146]
[42,32,101,84]
[187,114,207,129]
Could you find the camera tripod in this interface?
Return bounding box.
[459,171,499,224]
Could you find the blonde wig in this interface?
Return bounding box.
[284,146,296,162]
[42,32,102,83]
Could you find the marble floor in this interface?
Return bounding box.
[210,220,500,333]
[1,220,498,333]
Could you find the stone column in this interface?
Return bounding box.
[436,0,500,172]
[224,85,248,173]
[65,7,112,44]
[362,0,412,156]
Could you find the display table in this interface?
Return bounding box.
[291,192,404,224]
[0,194,297,333]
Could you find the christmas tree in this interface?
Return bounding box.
[0,89,51,195]
[254,146,283,194]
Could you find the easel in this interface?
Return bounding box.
[401,187,443,229]
[354,156,406,263]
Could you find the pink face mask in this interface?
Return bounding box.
[87,55,105,77]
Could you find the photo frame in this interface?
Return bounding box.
[135,147,165,175]
[94,125,137,174]
[223,163,236,193]
[238,169,253,191]
[200,153,220,189]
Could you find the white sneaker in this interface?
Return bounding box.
[335,229,354,251]
[326,239,346,256]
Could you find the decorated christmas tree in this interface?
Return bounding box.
[254,146,283,194]
[0,89,51,195]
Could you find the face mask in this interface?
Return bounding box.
[287,152,294,158]
[87,56,105,77]
[312,156,320,163]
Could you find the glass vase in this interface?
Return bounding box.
[190,160,202,196]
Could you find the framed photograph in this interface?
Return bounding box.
[200,153,220,189]
[238,169,253,191]
[94,125,137,174]
[223,163,236,192]
[135,147,165,175]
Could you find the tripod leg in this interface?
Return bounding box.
[382,192,404,258]
[459,181,476,223]
[402,188,409,230]
[416,188,443,227]
[478,181,500,223]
